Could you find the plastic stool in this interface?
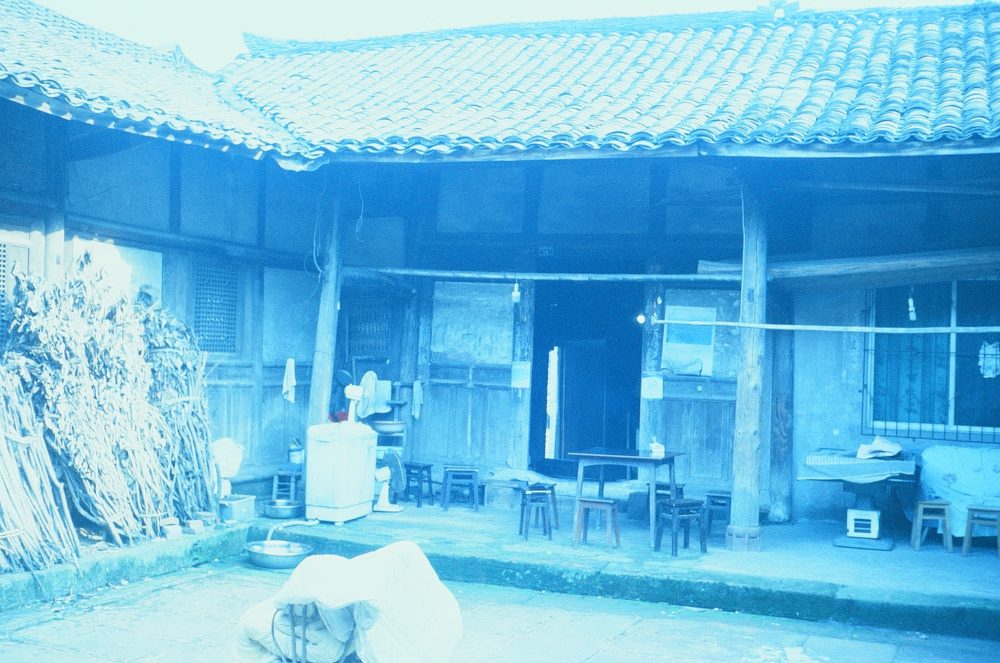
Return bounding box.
[962,506,1000,558]
[403,462,434,508]
[442,466,480,511]
[519,487,553,540]
[911,500,953,551]
[573,497,620,549]
[656,498,707,556]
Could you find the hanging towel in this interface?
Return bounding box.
[411,380,423,419]
[282,358,297,403]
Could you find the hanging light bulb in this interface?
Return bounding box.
[907,286,917,322]
[511,281,521,304]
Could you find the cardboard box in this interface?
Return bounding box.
[219,494,256,522]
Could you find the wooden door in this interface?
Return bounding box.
[410,282,529,471]
[662,381,736,490]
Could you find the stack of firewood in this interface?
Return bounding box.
[0,364,79,573]
[0,254,218,571]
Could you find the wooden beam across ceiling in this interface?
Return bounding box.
[781,180,1000,197]
[698,247,1000,289]
[354,266,740,287]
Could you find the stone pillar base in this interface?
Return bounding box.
[726,524,761,552]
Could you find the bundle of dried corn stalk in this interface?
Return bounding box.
[140,303,219,521]
[0,364,79,573]
[7,257,172,545]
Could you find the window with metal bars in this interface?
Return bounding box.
[193,261,240,353]
[346,298,393,359]
[863,280,1000,443]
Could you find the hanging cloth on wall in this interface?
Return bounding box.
[979,341,1000,378]
[411,380,423,419]
[282,358,297,403]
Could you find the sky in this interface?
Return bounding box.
[35,0,972,70]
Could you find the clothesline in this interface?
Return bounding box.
[652,318,1000,335]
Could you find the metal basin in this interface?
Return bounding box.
[263,499,304,519]
[370,420,405,435]
[245,539,313,569]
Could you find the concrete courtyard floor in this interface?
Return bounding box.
[242,493,1000,640]
[0,558,994,663]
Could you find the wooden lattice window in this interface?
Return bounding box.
[348,299,393,358]
[0,243,8,309]
[0,242,28,307]
[0,242,29,346]
[193,261,240,353]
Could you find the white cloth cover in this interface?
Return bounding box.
[921,445,1000,537]
[234,541,462,663]
[411,380,423,420]
[211,437,244,480]
[234,597,351,662]
[282,358,297,404]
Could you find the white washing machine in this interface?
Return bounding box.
[305,422,376,524]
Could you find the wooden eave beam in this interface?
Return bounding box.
[341,266,414,295]
[357,266,741,287]
[698,247,1000,289]
[780,180,1000,197]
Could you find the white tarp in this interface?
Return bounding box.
[920,445,1000,538]
[234,540,462,663]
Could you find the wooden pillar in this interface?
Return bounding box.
[727,187,768,551]
[411,281,434,460]
[638,283,665,452]
[768,293,794,522]
[509,281,534,469]
[306,199,342,427]
[398,289,421,386]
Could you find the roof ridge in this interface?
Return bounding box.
[4,0,208,74]
[237,2,1000,60]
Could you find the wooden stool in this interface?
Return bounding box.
[519,487,553,540]
[527,482,559,529]
[705,490,732,534]
[573,497,620,549]
[442,466,480,511]
[656,498,707,556]
[911,500,953,551]
[962,506,1000,558]
[271,471,301,502]
[649,482,685,501]
[403,462,434,508]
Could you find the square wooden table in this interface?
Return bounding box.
[569,447,683,549]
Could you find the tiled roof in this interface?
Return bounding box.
[0,0,311,160]
[3,1,1000,166]
[223,3,1000,160]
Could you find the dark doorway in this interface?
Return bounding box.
[530,281,643,478]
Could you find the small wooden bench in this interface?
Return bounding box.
[911,500,953,552]
[656,498,707,557]
[962,506,1000,558]
[442,466,480,511]
[403,462,434,508]
[573,497,620,549]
